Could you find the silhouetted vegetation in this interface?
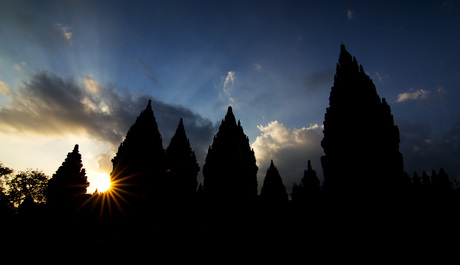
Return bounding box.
[2,45,460,250]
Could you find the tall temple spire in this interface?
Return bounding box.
[224,106,236,125]
[110,100,165,204]
[203,106,258,205]
[260,160,288,205]
[165,118,200,201]
[321,45,405,197]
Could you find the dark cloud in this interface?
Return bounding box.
[0,70,215,169]
[0,4,72,49]
[396,117,460,181]
[135,58,158,85]
[303,68,335,92]
[151,98,217,169]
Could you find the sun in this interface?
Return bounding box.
[94,172,111,192]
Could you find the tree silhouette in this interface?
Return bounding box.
[321,44,405,198]
[110,100,166,205]
[165,118,200,202]
[6,169,48,207]
[260,160,288,205]
[203,106,258,205]
[47,144,88,210]
[0,163,14,219]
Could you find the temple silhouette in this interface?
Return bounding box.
[203,106,258,206]
[3,45,460,249]
[321,44,406,199]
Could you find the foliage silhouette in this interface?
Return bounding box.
[203,106,258,206]
[6,169,48,207]
[0,163,14,221]
[321,44,405,199]
[0,162,13,177]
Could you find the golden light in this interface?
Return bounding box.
[94,172,111,192]
[79,169,137,221]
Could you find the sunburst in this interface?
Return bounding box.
[81,168,141,222]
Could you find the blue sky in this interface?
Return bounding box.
[1,0,460,193]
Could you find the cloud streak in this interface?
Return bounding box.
[135,58,158,85]
[222,71,236,106]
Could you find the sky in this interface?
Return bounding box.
[1,0,460,194]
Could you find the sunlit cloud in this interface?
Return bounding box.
[0,70,216,193]
[55,23,73,43]
[396,88,431,103]
[252,121,324,192]
[14,61,26,72]
[0,80,11,95]
[84,76,101,93]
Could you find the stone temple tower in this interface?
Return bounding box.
[321,45,405,197]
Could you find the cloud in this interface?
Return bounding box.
[96,151,115,173]
[252,121,324,193]
[0,80,11,95]
[14,62,27,72]
[396,118,460,181]
[0,70,215,170]
[224,71,235,88]
[374,72,389,84]
[0,4,74,49]
[396,89,431,103]
[222,71,236,105]
[303,68,335,92]
[84,76,101,93]
[253,63,262,71]
[347,9,355,20]
[135,58,158,85]
[55,23,73,43]
[395,87,448,110]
